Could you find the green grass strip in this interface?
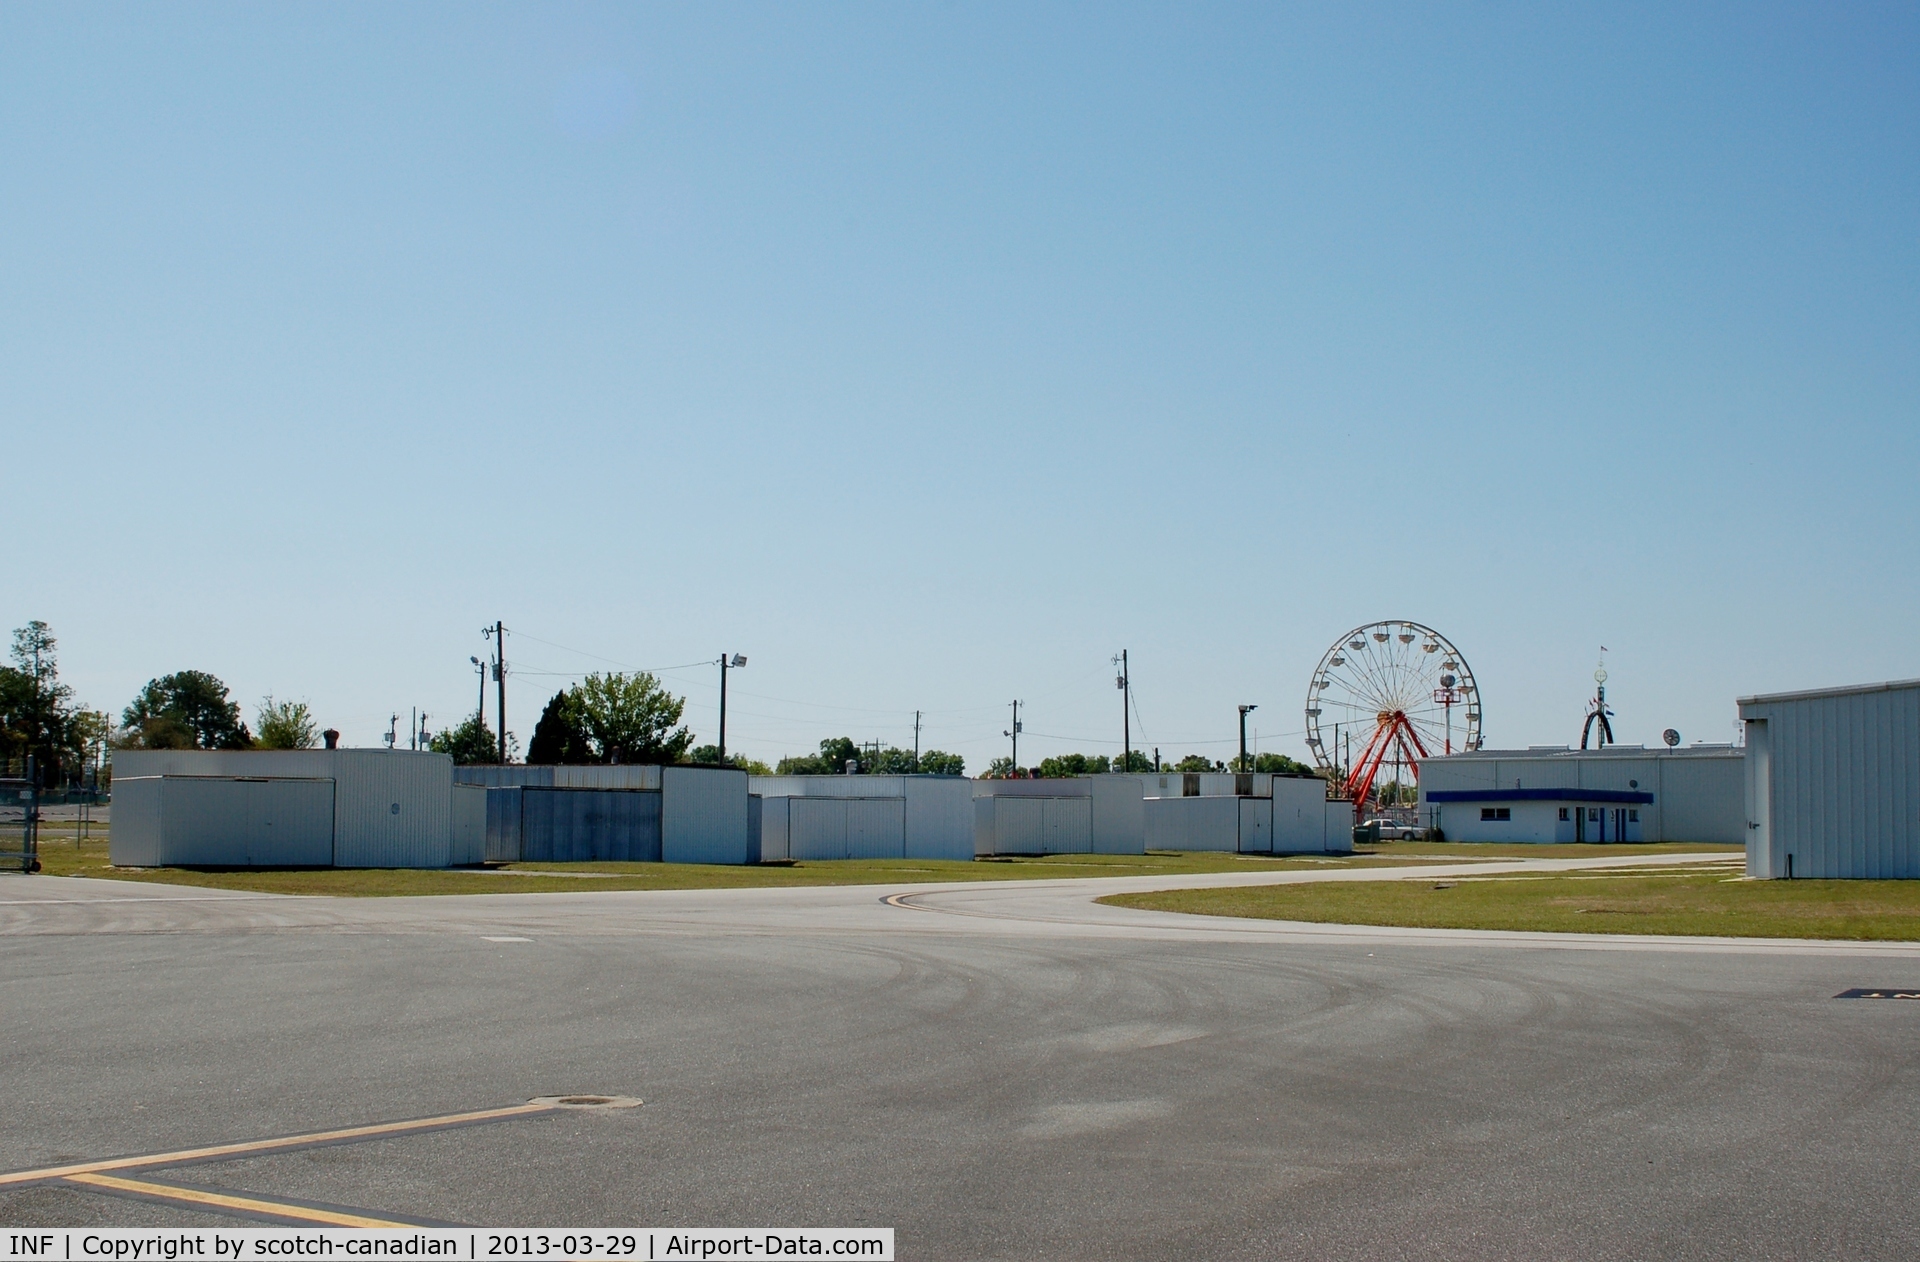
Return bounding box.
[1100,868,1920,941]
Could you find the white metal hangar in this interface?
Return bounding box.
[1739,678,1920,879]
[750,774,974,862]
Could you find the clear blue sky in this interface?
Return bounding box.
[7,2,1917,768]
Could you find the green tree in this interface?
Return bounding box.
[687,745,772,774]
[1172,754,1219,773]
[1036,753,1112,778]
[0,621,80,781]
[771,739,962,777]
[918,750,965,776]
[1253,752,1319,776]
[121,671,251,750]
[572,671,693,764]
[526,691,588,765]
[430,715,502,765]
[985,756,1016,778]
[255,697,319,750]
[775,737,857,775]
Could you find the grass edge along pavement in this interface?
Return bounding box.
[30,837,1420,897]
[1098,862,1920,941]
[19,835,1727,897]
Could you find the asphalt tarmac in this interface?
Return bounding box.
[4,856,1918,1260]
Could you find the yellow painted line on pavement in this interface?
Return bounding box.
[62,1172,419,1227]
[0,1101,555,1187]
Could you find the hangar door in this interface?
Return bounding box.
[1238,797,1272,853]
[517,787,662,862]
[161,776,334,867]
[992,796,1093,854]
[789,797,906,860]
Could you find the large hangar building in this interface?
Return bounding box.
[1418,745,1746,844]
[1739,677,1920,879]
[112,749,484,868]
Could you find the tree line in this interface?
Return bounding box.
[5,622,1321,786]
[984,751,1321,779]
[0,621,320,786]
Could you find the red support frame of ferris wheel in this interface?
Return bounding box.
[1343,711,1432,810]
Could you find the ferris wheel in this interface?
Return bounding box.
[1305,621,1482,809]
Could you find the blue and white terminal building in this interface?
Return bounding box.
[1417,745,1746,845]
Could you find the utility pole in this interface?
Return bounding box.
[1238,705,1257,773]
[484,622,507,763]
[1113,650,1131,773]
[717,653,746,764]
[1004,700,1022,772]
[410,706,417,751]
[913,710,922,769]
[471,656,487,727]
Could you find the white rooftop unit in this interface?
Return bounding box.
[1739,678,1920,879]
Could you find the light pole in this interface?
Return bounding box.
[718,653,747,764]
[1237,704,1257,773]
[471,656,487,727]
[483,622,506,763]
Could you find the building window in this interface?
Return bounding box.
[1628,809,1639,822]
[1588,808,1601,822]
[1558,808,1570,821]
[1480,807,1511,822]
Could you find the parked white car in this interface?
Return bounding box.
[1361,818,1421,841]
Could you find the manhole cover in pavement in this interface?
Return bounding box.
[530,1095,644,1109]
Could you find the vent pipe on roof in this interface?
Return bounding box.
[323,729,340,750]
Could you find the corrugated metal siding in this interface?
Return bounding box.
[903,779,974,861]
[1740,682,1920,879]
[660,765,752,864]
[108,777,165,867]
[330,751,453,868]
[1144,796,1238,851]
[1088,777,1146,854]
[790,798,850,860]
[757,795,789,861]
[518,788,662,862]
[485,787,523,862]
[995,797,1046,852]
[750,775,910,798]
[113,777,334,866]
[1273,776,1338,853]
[111,750,455,868]
[552,765,662,790]
[450,785,487,865]
[847,798,906,859]
[1238,797,1271,852]
[454,765,556,788]
[788,797,907,860]
[1043,797,1093,854]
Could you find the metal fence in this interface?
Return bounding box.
[0,769,38,873]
